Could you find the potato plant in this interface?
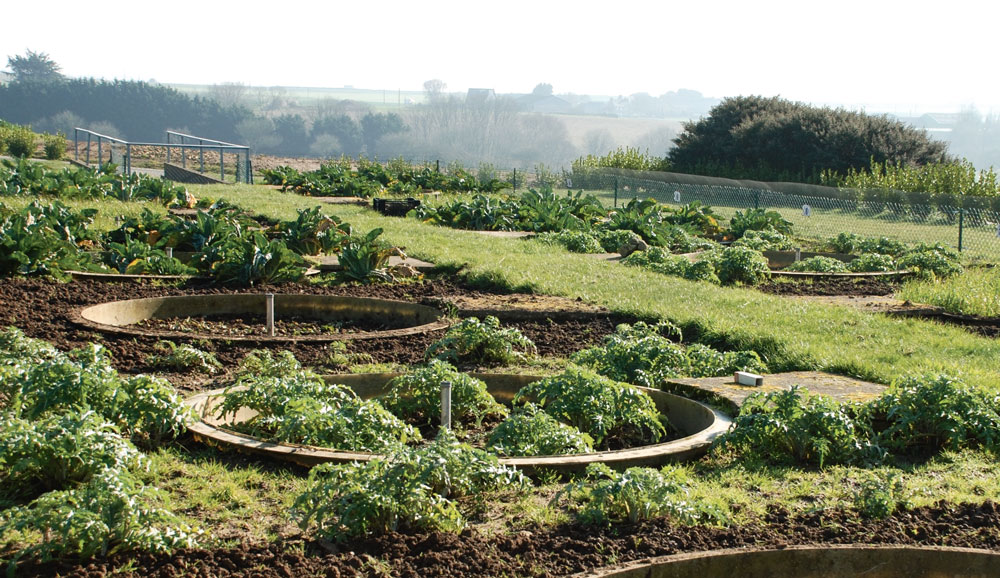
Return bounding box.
[382,360,507,429]
[425,315,536,365]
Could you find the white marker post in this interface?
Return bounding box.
[166,247,173,259]
[265,293,275,337]
[673,190,681,203]
[440,380,452,430]
[802,204,811,217]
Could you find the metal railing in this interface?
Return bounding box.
[72,128,253,183]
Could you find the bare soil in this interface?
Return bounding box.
[5,275,1000,576]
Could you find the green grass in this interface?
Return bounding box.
[897,267,1000,318]
[196,196,1000,392]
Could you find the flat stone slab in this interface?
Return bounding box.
[664,371,887,414]
[310,255,435,272]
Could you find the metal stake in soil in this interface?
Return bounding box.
[265,293,275,337]
[441,380,452,430]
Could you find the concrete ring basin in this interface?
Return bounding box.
[184,373,732,473]
[570,545,1000,578]
[72,294,449,342]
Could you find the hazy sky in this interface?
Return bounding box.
[4,0,998,115]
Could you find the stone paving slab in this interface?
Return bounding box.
[663,371,887,415]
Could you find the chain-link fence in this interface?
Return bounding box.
[570,170,1000,263]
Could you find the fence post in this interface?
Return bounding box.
[614,176,619,208]
[435,159,440,173]
[125,143,131,175]
[219,146,225,182]
[754,189,760,210]
[958,207,964,252]
[512,168,516,193]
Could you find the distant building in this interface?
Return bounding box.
[466,88,496,104]
[515,92,572,114]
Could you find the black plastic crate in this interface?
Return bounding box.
[373,197,421,217]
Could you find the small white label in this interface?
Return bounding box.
[673,190,681,202]
[565,178,573,188]
[802,204,811,217]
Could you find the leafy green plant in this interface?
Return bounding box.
[536,230,603,254]
[847,253,897,273]
[1,334,191,443]
[713,385,878,468]
[556,462,725,526]
[512,367,667,449]
[336,227,396,283]
[486,402,593,456]
[0,410,142,501]
[571,321,765,386]
[293,431,529,541]
[622,247,721,284]
[852,471,909,519]
[4,125,37,158]
[784,256,849,273]
[276,206,350,256]
[381,360,507,428]
[217,353,417,452]
[207,232,306,286]
[715,245,771,286]
[1,465,201,564]
[732,229,794,251]
[897,245,964,280]
[42,133,66,160]
[424,316,536,365]
[102,238,198,276]
[863,374,1000,456]
[828,233,907,256]
[728,209,793,238]
[146,341,221,374]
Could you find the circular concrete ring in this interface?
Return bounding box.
[185,373,732,473]
[571,545,1000,578]
[72,294,448,342]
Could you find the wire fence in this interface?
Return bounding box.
[569,171,1000,263]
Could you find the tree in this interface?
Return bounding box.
[668,95,951,182]
[532,83,553,97]
[208,82,248,109]
[312,114,363,157]
[6,50,64,85]
[423,79,447,102]
[360,112,407,156]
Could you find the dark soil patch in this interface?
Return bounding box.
[12,501,1000,577]
[0,276,630,393]
[757,277,898,297]
[133,312,405,337]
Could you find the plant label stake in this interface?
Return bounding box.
[441,380,452,430]
[166,247,173,259]
[802,204,811,217]
[265,293,275,337]
[795,248,801,262]
[674,190,681,203]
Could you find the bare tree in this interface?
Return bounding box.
[208,82,248,109]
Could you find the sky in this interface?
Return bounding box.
[3,0,998,115]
